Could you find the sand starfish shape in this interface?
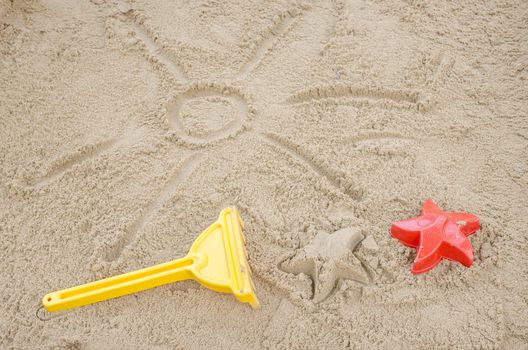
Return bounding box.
[280,227,369,303]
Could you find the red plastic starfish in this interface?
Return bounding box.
[391,199,480,274]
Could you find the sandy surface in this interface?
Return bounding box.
[1,0,527,348]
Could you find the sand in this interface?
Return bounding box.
[0,0,527,348]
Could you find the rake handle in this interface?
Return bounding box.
[42,255,199,312]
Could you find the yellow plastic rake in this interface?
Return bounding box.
[42,207,260,311]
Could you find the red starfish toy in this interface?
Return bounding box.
[391,199,480,274]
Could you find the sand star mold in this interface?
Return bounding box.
[280,227,369,303]
[391,199,480,274]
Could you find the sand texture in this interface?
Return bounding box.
[1,0,527,348]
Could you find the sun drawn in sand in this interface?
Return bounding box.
[18,2,452,300]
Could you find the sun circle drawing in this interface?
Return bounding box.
[35,7,422,266]
[165,84,250,146]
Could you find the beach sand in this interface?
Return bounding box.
[1,0,527,348]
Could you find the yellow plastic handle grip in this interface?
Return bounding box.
[42,254,202,312]
[42,207,260,311]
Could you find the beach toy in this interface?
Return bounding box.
[42,207,260,311]
[391,199,480,274]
